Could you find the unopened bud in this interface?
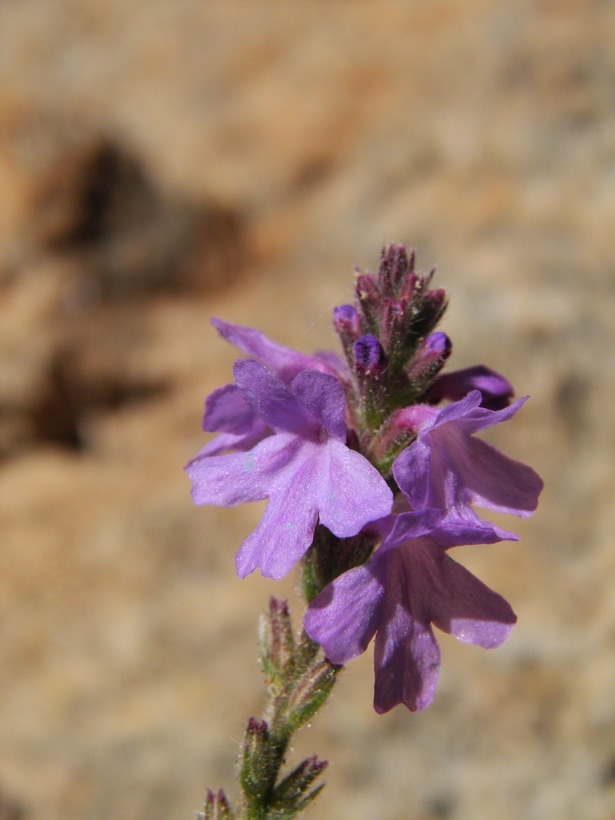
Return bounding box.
[378,243,414,295]
[259,597,294,681]
[411,286,448,338]
[380,296,410,356]
[368,403,438,473]
[240,718,274,797]
[354,273,381,333]
[333,304,360,334]
[406,331,453,392]
[352,335,388,430]
[353,335,387,375]
[199,788,234,820]
[333,304,362,366]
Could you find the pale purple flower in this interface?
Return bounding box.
[201,319,346,455]
[393,390,543,539]
[186,359,393,580]
[304,511,516,713]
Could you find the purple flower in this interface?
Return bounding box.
[393,390,543,539]
[428,365,514,410]
[186,359,393,580]
[201,319,346,455]
[304,511,516,712]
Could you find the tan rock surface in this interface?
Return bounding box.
[1,1,614,817]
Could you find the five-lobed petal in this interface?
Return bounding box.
[186,361,393,580]
[304,513,516,712]
[393,390,544,539]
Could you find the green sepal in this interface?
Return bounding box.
[198,788,235,820]
[268,756,328,818]
[286,661,338,732]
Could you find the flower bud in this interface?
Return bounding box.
[199,788,234,820]
[259,597,294,681]
[333,304,360,334]
[411,286,448,338]
[240,718,274,797]
[333,304,361,365]
[352,335,388,430]
[406,332,453,394]
[353,335,387,375]
[378,243,414,295]
[355,273,381,333]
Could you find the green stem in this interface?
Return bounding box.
[237,614,338,819]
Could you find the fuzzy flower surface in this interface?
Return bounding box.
[186,359,393,580]
[393,390,544,539]
[304,511,516,712]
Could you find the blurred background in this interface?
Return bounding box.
[1,0,614,817]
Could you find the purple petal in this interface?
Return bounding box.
[378,508,444,555]
[432,392,525,436]
[304,566,383,664]
[313,350,348,378]
[234,442,320,579]
[428,553,516,648]
[185,434,299,507]
[203,384,256,434]
[201,383,270,453]
[367,544,442,712]
[291,370,347,441]
[233,359,318,437]
[394,440,519,540]
[373,603,440,713]
[372,523,514,711]
[459,436,544,517]
[394,393,543,526]
[212,318,334,383]
[196,426,269,456]
[315,439,394,537]
[235,437,393,579]
[429,365,514,410]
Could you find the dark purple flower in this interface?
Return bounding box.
[428,365,514,410]
[186,360,393,580]
[304,511,516,712]
[393,390,543,539]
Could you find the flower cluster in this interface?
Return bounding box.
[186,245,543,712]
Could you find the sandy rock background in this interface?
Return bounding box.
[0,1,614,817]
